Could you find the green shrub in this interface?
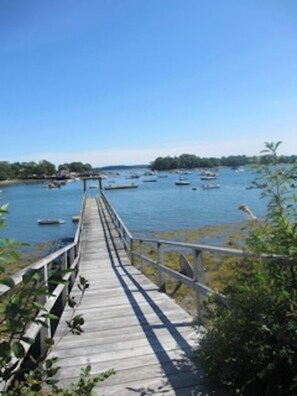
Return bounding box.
[0,204,114,395]
[197,142,297,395]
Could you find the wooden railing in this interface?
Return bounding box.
[0,194,87,391]
[100,192,133,252]
[100,192,252,312]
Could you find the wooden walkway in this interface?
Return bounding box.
[50,198,221,395]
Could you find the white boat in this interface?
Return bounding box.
[175,179,190,186]
[37,219,65,225]
[200,175,217,180]
[201,183,221,190]
[104,184,138,190]
[200,171,217,180]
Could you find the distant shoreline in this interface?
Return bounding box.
[0,179,47,186]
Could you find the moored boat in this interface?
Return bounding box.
[200,176,217,180]
[37,219,65,225]
[104,184,138,190]
[175,180,190,186]
[143,178,158,182]
[201,183,221,190]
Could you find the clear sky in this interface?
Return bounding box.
[1,0,297,167]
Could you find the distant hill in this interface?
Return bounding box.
[95,164,149,171]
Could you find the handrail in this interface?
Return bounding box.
[131,237,249,257]
[99,192,253,314]
[0,193,86,296]
[101,191,293,264]
[0,193,87,391]
[100,191,250,257]
[101,192,133,253]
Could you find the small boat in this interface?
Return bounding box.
[143,178,158,182]
[201,183,221,190]
[200,170,217,180]
[175,180,190,186]
[126,173,140,179]
[200,176,217,180]
[37,219,65,225]
[48,182,59,189]
[104,184,138,190]
[72,216,80,223]
[143,171,156,176]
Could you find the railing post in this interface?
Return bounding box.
[39,264,51,356]
[61,252,69,307]
[69,246,75,266]
[123,228,126,245]
[43,265,49,304]
[193,248,203,319]
[62,251,68,270]
[69,247,76,289]
[193,249,202,282]
[140,240,144,272]
[130,238,134,265]
[157,242,165,291]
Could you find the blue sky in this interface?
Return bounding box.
[1,0,296,166]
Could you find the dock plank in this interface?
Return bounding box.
[49,198,221,395]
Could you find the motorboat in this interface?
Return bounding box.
[200,171,217,180]
[37,219,65,225]
[201,183,221,190]
[200,175,217,180]
[175,179,190,186]
[104,184,138,190]
[143,178,158,182]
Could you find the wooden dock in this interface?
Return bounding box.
[50,198,222,395]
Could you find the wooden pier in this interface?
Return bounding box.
[50,198,222,395]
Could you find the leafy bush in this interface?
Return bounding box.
[197,142,297,395]
[0,204,114,395]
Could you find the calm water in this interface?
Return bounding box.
[105,167,267,236]
[0,181,84,244]
[0,167,267,245]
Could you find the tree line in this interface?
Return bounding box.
[150,153,297,170]
[0,160,92,181]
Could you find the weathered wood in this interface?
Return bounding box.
[49,198,220,395]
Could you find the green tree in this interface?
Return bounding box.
[58,162,92,173]
[151,156,179,171]
[197,142,297,395]
[35,160,56,177]
[178,154,199,168]
[0,162,12,181]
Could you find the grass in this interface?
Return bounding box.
[1,240,62,277]
[0,240,67,338]
[1,221,252,317]
[131,221,252,316]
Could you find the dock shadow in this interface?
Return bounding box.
[97,201,225,395]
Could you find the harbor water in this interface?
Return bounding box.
[0,167,267,245]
